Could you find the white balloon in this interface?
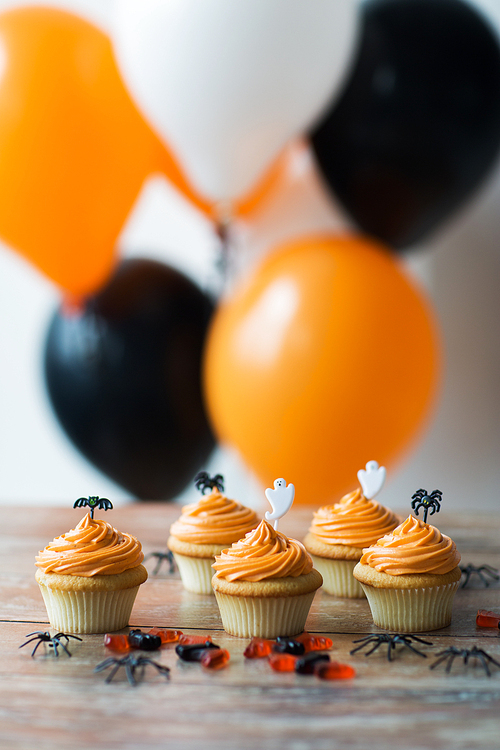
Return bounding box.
[113,0,359,205]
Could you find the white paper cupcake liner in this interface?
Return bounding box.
[37,584,140,634]
[173,553,215,594]
[360,580,460,632]
[310,555,365,598]
[213,590,316,638]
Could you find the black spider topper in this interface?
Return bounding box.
[73,495,113,519]
[411,488,442,524]
[194,472,224,495]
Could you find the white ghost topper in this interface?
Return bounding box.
[357,461,386,500]
[265,478,295,530]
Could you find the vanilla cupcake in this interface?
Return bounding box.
[168,485,259,594]
[303,488,399,598]
[212,519,322,638]
[353,515,461,632]
[35,512,147,634]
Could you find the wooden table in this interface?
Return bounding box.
[1,505,499,750]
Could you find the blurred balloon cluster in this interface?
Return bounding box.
[2,0,499,501]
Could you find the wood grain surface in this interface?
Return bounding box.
[0,504,499,750]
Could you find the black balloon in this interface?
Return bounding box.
[311,0,500,248]
[44,259,215,499]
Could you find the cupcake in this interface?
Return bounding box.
[35,502,147,634]
[353,513,461,632]
[212,519,322,638]
[168,475,259,594]
[303,462,399,598]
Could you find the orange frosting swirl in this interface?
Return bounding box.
[169,488,258,545]
[35,514,144,576]
[309,489,399,547]
[212,519,313,582]
[360,515,461,575]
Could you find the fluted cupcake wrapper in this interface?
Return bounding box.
[213,590,316,638]
[360,581,460,632]
[173,553,215,595]
[310,555,365,598]
[37,583,140,634]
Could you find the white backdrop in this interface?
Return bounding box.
[0,0,499,511]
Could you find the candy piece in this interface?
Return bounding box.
[293,632,333,652]
[103,633,130,652]
[314,661,356,680]
[244,638,274,659]
[476,610,500,628]
[128,629,162,651]
[201,648,230,670]
[148,628,183,644]
[175,641,220,662]
[273,639,306,656]
[295,652,330,675]
[268,653,297,672]
[179,634,213,645]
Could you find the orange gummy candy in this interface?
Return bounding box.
[148,628,183,644]
[200,648,230,670]
[179,634,213,645]
[476,610,500,628]
[268,653,297,672]
[314,661,356,680]
[296,633,333,652]
[244,638,274,658]
[103,633,130,652]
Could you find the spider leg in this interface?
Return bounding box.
[19,636,42,650]
[125,661,137,686]
[50,640,60,657]
[363,640,383,657]
[408,635,434,646]
[445,652,458,674]
[474,651,491,677]
[53,638,72,657]
[400,640,428,658]
[430,649,456,671]
[387,641,397,662]
[94,657,118,673]
[30,639,46,658]
[106,662,124,684]
[350,636,378,655]
[460,567,471,588]
[480,651,500,669]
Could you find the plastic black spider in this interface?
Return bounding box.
[19,631,82,657]
[459,563,500,589]
[95,654,171,686]
[350,633,433,661]
[73,495,113,519]
[194,471,224,494]
[430,646,500,676]
[411,488,442,524]
[144,549,176,575]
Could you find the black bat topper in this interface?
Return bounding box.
[73,495,113,519]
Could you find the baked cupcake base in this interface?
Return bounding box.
[168,536,226,595]
[212,569,322,638]
[35,565,148,634]
[309,555,365,598]
[354,563,462,632]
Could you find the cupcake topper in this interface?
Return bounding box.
[265,478,295,530]
[357,461,386,500]
[194,471,224,494]
[73,495,113,520]
[411,488,442,524]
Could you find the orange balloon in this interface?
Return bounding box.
[204,234,440,504]
[0,8,175,298]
